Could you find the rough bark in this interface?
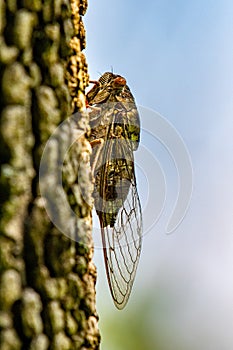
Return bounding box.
[0,1,100,349]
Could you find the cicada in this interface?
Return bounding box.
[86,72,142,309]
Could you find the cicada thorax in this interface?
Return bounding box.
[88,101,140,150]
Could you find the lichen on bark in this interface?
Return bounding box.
[0,1,100,349]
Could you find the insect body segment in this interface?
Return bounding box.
[87,72,142,309]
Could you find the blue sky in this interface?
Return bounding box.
[84,1,233,349]
[85,0,232,140]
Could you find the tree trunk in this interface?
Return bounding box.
[0,1,100,349]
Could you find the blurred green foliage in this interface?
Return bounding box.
[99,291,169,350]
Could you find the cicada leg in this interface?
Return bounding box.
[89,80,100,86]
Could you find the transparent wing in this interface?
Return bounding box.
[93,134,142,309]
[100,176,142,309]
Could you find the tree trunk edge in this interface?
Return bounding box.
[0,1,100,349]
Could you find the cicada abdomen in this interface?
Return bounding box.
[87,72,142,309]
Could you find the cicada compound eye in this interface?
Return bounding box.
[113,76,127,88]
